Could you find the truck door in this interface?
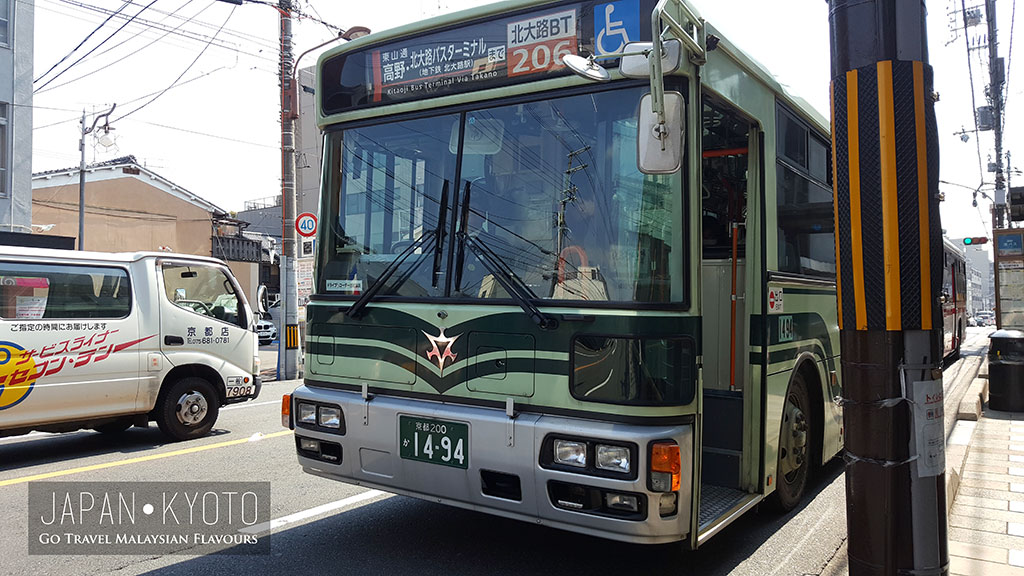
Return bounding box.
[157,260,255,391]
[0,261,143,428]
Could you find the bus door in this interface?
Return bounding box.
[699,96,751,495]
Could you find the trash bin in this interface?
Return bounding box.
[989,329,1024,412]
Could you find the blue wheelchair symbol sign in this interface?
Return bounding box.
[595,1,640,56]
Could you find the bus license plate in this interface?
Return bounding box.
[399,416,468,469]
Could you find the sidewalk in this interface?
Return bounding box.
[945,364,1024,575]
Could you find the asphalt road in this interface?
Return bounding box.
[0,331,988,576]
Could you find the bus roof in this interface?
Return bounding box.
[317,0,829,134]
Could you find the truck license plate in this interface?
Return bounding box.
[399,416,468,469]
[225,385,254,398]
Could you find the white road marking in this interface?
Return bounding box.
[239,489,388,534]
[222,400,280,411]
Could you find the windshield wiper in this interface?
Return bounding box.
[460,234,558,330]
[432,180,451,289]
[345,231,437,319]
[346,181,450,319]
[453,180,556,329]
[453,180,471,293]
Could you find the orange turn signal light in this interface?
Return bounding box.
[651,442,681,491]
[281,394,292,429]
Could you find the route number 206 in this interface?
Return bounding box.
[510,39,574,77]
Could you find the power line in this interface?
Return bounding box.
[302,0,336,36]
[35,0,163,93]
[35,0,206,95]
[113,5,237,122]
[43,0,280,67]
[34,0,132,84]
[126,117,278,149]
[33,66,231,131]
[119,0,280,51]
[30,0,279,79]
[961,0,986,183]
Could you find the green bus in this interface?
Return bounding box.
[285,0,842,548]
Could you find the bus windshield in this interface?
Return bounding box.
[320,85,684,305]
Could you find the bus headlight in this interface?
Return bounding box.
[318,406,342,429]
[553,439,587,467]
[596,444,631,473]
[297,403,317,425]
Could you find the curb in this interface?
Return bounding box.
[956,377,990,421]
[945,357,989,519]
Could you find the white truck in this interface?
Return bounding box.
[0,248,261,440]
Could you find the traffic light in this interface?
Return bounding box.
[1010,187,1024,221]
[963,237,989,245]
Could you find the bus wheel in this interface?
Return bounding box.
[769,372,811,512]
[156,377,219,441]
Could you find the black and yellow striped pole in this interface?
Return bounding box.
[830,1,948,574]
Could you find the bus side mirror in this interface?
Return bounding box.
[638,91,684,174]
[619,40,682,78]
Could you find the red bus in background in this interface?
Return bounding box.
[943,238,967,360]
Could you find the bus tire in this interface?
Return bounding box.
[155,377,219,441]
[768,371,811,512]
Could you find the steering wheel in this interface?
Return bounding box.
[177,299,213,316]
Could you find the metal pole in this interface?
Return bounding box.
[280,0,300,379]
[829,1,948,574]
[78,110,86,250]
[988,0,1006,228]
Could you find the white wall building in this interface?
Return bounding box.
[964,245,994,314]
[0,0,32,233]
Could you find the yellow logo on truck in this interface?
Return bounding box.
[0,341,38,410]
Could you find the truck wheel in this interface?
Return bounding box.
[156,377,219,441]
[768,371,812,512]
[93,419,132,435]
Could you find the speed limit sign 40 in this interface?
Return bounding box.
[296,212,317,237]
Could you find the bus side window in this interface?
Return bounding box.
[701,97,750,260]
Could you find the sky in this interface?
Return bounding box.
[28,0,1024,248]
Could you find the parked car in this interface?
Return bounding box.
[0,248,261,440]
[256,318,277,345]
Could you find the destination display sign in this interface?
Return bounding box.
[320,0,658,115]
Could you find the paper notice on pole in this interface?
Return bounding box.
[15,296,46,319]
[912,379,945,478]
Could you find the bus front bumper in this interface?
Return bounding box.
[290,385,694,545]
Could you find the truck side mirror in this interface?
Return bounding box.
[638,91,684,174]
[257,285,269,315]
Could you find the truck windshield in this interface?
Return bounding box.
[320,85,684,305]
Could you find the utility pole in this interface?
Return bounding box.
[829,2,948,575]
[987,0,1006,228]
[217,0,366,380]
[279,0,300,379]
[78,104,116,251]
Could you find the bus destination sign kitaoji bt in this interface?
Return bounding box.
[369,8,577,102]
[318,1,657,113]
